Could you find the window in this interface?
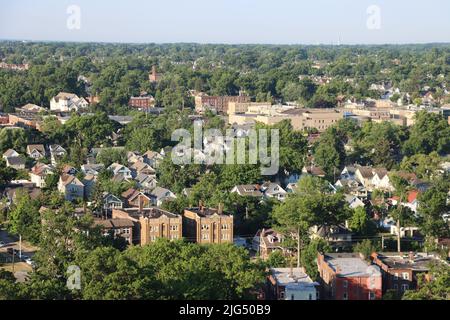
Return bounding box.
[308,294,313,300]
[291,295,295,300]
[394,273,399,280]
[221,233,229,240]
[402,272,409,280]
[150,235,156,241]
[221,224,229,230]
[343,292,348,300]
[401,284,409,292]
[279,291,285,299]
[201,224,210,230]
[343,280,348,289]
[202,234,209,240]
[170,225,178,231]
[369,291,375,300]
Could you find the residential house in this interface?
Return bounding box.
[317,253,382,300]
[135,173,157,190]
[29,163,54,188]
[102,192,124,214]
[108,162,132,180]
[267,268,319,300]
[81,163,104,176]
[26,144,46,160]
[253,228,286,260]
[148,187,177,206]
[335,179,368,199]
[121,188,152,209]
[143,150,164,168]
[230,184,264,198]
[4,156,25,170]
[82,174,96,200]
[345,195,365,209]
[183,206,233,244]
[50,92,89,112]
[302,165,326,178]
[261,182,287,201]
[49,144,67,165]
[389,190,420,214]
[58,174,85,201]
[94,218,134,245]
[130,160,156,178]
[340,166,357,180]
[371,252,443,296]
[2,149,19,159]
[310,225,353,251]
[355,166,376,189]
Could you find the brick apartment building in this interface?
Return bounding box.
[128,95,155,110]
[139,207,183,245]
[183,206,233,244]
[194,93,250,114]
[317,253,382,300]
[371,252,442,296]
[94,218,135,245]
[112,207,182,245]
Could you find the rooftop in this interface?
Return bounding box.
[324,253,380,277]
[270,268,317,287]
[373,253,443,271]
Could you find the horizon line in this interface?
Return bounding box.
[1,38,450,47]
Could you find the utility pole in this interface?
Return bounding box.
[397,219,401,253]
[381,235,385,251]
[297,227,301,268]
[19,234,22,259]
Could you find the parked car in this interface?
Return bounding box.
[0,241,5,248]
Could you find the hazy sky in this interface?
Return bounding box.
[1,0,449,44]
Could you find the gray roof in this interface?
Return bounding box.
[270,268,317,287]
[324,253,381,277]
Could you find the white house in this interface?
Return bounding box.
[261,182,287,201]
[269,268,319,300]
[108,163,132,179]
[345,195,365,209]
[58,174,85,201]
[26,144,46,160]
[30,163,54,188]
[50,92,89,112]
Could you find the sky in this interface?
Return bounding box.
[0,0,449,45]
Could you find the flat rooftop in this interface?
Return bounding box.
[185,207,232,218]
[374,253,443,270]
[324,253,380,277]
[270,268,317,287]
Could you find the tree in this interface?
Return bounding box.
[301,239,331,280]
[402,264,450,300]
[353,239,377,261]
[350,206,371,235]
[273,176,349,268]
[417,177,450,241]
[7,190,41,243]
[403,111,450,156]
[313,127,345,180]
[266,250,287,268]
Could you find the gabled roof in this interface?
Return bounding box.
[26,144,45,155]
[233,184,263,197]
[3,149,19,158]
[60,174,84,187]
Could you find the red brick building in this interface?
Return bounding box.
[128,95,155,109]
[194,94,250,114]
[370,252,442,296]
[317,253,382,300]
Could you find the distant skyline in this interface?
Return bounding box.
[1,0,450,45]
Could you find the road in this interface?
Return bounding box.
[0,228,38,258]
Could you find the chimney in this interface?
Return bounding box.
[138,194,143,212]
[408,251,415,263]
